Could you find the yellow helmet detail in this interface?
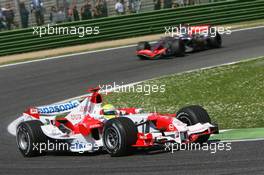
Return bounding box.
[102,104,117,119]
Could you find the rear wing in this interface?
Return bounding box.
[65,87,103,125]
[23,87,103,123]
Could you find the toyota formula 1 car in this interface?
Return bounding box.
[16,88,219,157]
[136,25,222,59]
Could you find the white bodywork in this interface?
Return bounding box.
[16,94,215,153]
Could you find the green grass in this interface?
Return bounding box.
[105,57,264,129]
[210,128,264,140]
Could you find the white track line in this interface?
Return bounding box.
[0,25,263,69]
[221,138,264,143]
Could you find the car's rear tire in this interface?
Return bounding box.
[208,32,222,48]
[171,39,185,56]
[137,41,151,51]
[16,120,48,157]
[176,105,211,143]
[103,117,138,157]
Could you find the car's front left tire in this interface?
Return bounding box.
[176,105,211,143]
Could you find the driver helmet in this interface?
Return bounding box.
[102,104,118,119]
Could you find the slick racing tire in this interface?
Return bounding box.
[16,120,48,157]
[171,39,185,56]
[176,105,211,143]
[137,41,151,51]
[208,32,222,48]
[103,117,138,157]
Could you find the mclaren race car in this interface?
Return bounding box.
[16,88,219,157]
[136,25,222,59]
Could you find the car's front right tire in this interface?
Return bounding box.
[103,117,138,157]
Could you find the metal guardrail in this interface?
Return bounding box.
[0,0,263,56]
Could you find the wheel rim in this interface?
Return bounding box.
[17,129,29,151]
[105,127,119,149]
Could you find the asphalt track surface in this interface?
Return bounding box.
[0,27,264,175]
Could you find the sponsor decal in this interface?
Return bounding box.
[37,100,80,114]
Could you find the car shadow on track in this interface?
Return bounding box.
[45,140,222,157]
[137,55,189,61]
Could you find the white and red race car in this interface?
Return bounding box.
[16,88,219,157]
